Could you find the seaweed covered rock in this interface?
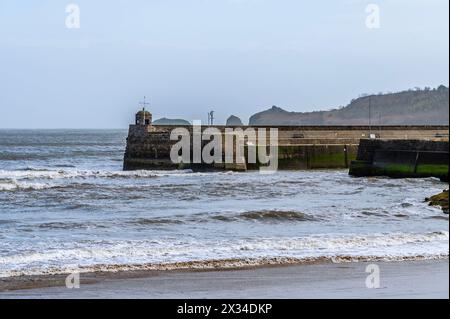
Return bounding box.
[426,190,449,214]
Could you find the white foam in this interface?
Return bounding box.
[0,169,155,180]
[1,231,448,277]
[0,168,219,182]
[0,179,53,191]
[0,169,242,189]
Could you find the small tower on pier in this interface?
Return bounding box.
[135,96,152,125]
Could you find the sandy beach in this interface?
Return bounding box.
[0,260,448,299]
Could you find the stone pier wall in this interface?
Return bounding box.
[123,124,449,172]
[349,139,449,181]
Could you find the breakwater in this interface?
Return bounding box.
[123,123,448,171]
[349,139,449,181]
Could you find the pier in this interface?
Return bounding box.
[123,109,448,172]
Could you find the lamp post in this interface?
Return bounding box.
[208,110,215,125]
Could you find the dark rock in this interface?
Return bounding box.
[427,190,449,214]
[226,115,244,126]
[153,118,191,125]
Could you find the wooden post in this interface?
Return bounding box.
[344,144,349,168]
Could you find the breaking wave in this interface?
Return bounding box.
[1,231,448,277]
[0,168,236,182]
[0,169,159,180]
[208,210,318,222]
[0,180,54,191]
[0,169,243,192]
[126,210,319,226]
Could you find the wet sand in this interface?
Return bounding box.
[0,260,448,299]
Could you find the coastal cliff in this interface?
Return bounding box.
[249,86,449,126]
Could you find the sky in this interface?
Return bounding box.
[0,0,448,128]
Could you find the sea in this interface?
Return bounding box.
[0,129,448,277]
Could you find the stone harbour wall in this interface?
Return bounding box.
[123,124,449,172]
[349,139,449,181]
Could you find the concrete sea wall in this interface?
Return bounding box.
[123,125,449,172]
[349,139,449,181]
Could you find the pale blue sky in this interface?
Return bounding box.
[0,0,448,128]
